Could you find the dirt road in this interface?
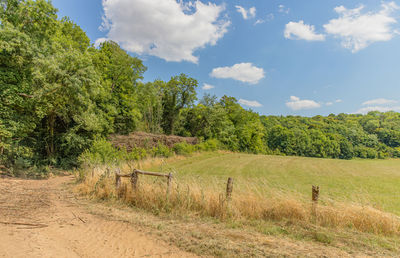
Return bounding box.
[0,176,195,258]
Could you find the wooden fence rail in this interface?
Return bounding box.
[115,169,173,195]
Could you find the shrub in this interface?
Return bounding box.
[124,147,148,161]
[78,138,148,166]
[152,143,173,158]
[173,141,195,156]
[196,139,220,151]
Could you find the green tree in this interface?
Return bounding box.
[161,74,198,134]
[135,81,163,133]
[92,40,146,134]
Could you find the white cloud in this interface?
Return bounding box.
[99,0,230,63]
[355,106,400,114]
[202,83,214,90]
[235,5,256,20]
[94,37,107,47]
[326,99,342,106]
[284,20,325,41]
[239,99,263,107]
[254,13,274,26]
[323,2,399,52]
[254,19,265,25]
[362,98,397,105]
[210,63,265,84]
[279,4,290,14]
[286,96,321,111]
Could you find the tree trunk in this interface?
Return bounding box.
[47,112,56,157]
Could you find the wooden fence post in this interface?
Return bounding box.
[312,185,319,217]
[226,177,233,202]
[131,170,138,191]
[166,173,173,197]
[115,173,121,189]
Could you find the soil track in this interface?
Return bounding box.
[0,176,195,258]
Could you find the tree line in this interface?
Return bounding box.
[2,0,400,170]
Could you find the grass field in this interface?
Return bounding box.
[77,151,400,255]
[145,152,400,215]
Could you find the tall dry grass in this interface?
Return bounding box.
[75,162,400,236]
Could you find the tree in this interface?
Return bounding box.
[135,81,163,133]
[161,74,197,134]
[92,40,146,134]
[0,21,36,165]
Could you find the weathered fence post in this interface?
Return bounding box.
[312,185,319,217]
[166,173,173,197]
[131,170,138,191]
[115,172,121,189]
[226,177,233,202]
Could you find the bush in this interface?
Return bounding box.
[173,141,195,156]
[196,139,220,151]
[354,146,377,159]
[152,143,173,158]
[78,138,148,166]
[124,147,148,161]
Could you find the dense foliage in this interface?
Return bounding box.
[2,0,400,172]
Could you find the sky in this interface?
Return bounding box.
[51,0,400,116]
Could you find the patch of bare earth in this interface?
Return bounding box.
[0,176,195,257]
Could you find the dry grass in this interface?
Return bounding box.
[76,158,400,236]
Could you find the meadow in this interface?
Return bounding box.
[146,152,400,215]
[76,151,400,255]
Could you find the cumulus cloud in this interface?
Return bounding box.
[235,5,256,20]
[323,2,399,52]
[210,63,265,84]
[286,96,321,111]
[284,21,325,41]
[202,83,215,90]
[238,99,263,107]
[362,98,397,105]
[99,0,230,63]
[355,106,400,114]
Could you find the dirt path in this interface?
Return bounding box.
[0,176,195,258]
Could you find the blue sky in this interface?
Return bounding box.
[52,0,400,116]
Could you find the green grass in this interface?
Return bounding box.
[147,152,400,215]
[79,152,400,255]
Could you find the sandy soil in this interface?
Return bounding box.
[0,176,195,258]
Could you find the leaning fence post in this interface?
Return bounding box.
[226,177,233,202]
[166,173,173,197]
[131,170,138,191]
[312,185,319,217]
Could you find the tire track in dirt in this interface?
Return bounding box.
[0,176,196,258]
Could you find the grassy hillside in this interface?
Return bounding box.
[146,152,400,215]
